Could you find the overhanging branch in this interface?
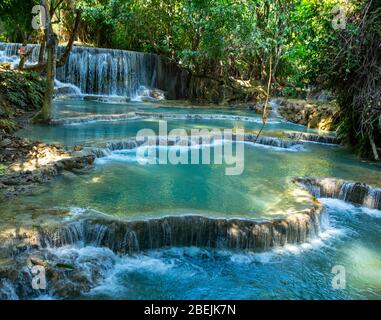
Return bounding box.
[20,10,82,71]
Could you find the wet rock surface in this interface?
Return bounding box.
[0,243,115,300]
[279,99,338,131]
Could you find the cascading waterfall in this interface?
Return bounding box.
[244,134,300,149]
[50,113,140,125]
[294,177,381,210]
[50,112,283,126]
[38,204,323,254]
[0,43,42,67]
[81,134,303,160]
[132,112,280,123]
[0,42,189,99]
[56,46,157,98]
[287,132,339,145]
[0,202,323,300]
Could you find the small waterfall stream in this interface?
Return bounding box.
[79,134,304,161]
[294,177,381,210]
[287,132,339,145]
[39,205,323,254]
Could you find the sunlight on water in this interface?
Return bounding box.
[2,99,381,299]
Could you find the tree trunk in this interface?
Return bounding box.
[369,134,380,161]
[33,0,56,123]
[57,10,81,67]
[36,45,55,122]
[38,37,46,64]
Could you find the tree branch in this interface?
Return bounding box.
[20,9,82,71]
[56,10,81,68]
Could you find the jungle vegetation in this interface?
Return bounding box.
[0,0,380,159]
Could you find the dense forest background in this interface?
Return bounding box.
[0,0,380,159]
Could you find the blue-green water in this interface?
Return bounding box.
[7,99,381,299]
[76,199,381,300]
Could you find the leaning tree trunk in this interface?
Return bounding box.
[33,0,56,123]
[38,43,56,122]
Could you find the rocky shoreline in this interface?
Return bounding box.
[0,132,95,198]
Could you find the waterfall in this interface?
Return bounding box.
[0,280,19,300]
[80,133,303,161]
[38,205,323,254]
[50,112,283,126]
[244,134,300,149]
[0,43,41,66]
[269,98,282,117]
[287,132,339,145]
[294,177,381,210]
[0,42,189,99]
[50,113,139,125]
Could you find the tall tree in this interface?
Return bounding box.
[27,0,82,123]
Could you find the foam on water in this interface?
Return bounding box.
[361,208,381,218]
[321,198,381,218]
[92,137,306,166]
[243,141,307,152]
[52,112,283,126]
[54,80,83,96]
[82,219,343,299]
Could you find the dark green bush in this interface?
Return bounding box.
[0,69,46,112]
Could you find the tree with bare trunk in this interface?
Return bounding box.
[16,0,82,123]
[32,0,56,123]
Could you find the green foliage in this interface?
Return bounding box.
[314,0,381,159]
[0,164,9,175]
[0,70,46,112]
[0,0,378,158]
[0,0,39,42]
[0,118,17,133]
[56,263,75,270]
[75,0,298,84]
